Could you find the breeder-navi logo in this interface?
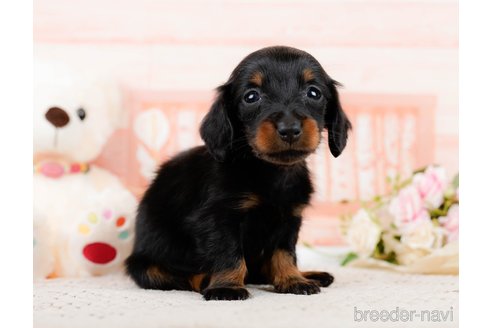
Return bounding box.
[354,307,454,323]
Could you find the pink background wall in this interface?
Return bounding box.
[34,0,458,245]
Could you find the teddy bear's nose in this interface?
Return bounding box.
[45,107,70,128]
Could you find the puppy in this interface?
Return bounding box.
[126,46,351,301]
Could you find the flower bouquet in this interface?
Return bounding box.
[340,165,459,274]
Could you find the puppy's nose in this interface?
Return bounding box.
[277,121,302,143]
[45,107,69,128]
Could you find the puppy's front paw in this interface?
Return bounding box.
[275,279,320,295]
[302,271,334,287]
[203,287,250,301]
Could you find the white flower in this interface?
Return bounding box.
[382,233,430,265]
[397,247,431,266]
[412,165,447,209]
[346,209,381,258]
[374,206,394,230]
[432,226,446,249]
[400,219,436,250]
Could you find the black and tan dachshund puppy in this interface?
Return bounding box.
[126,46,351,300]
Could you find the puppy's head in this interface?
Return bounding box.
[200,46,351,165]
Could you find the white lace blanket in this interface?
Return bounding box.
[34,248,458,328]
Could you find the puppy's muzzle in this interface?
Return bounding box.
[252,112,321,165]
[276,119,302,144]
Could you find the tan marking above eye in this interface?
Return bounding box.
[238,193,261,210]
[249,71,263,87]
[302,68,315,82]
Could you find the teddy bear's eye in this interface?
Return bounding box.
[77,108,86,121]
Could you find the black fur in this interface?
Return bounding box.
[126,46,351,301]
[325,81,352,157]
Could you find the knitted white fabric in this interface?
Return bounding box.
[34,247,458,328]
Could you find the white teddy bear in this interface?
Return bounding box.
[33,60,137,278]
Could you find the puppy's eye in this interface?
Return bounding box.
[244,90,261,104]
[77,108,86,121]
[307,86,322,100]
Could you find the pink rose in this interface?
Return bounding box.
[388,185,430,230]
[439,204,459,243]
[412,166,447,209]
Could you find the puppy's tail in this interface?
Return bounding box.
[125,253,190,291]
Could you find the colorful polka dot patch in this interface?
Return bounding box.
[116,217,126,227]
[78,210,130,240]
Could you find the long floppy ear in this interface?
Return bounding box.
[199,85,234,161]
[325,81,352,157]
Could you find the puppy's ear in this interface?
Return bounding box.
[325,81,351,157]
[200,85,234,161]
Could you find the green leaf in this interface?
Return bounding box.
[413,166,427,174]
[302,241,313,249]
[430,208,447,217]
[375,238,385,256]
[452,173,459,188]
[341,252,359,266]
[384,251,398,264]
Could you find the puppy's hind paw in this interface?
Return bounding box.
[275,279,321,295]
[203,287,250,301]
[302,271,334,287]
